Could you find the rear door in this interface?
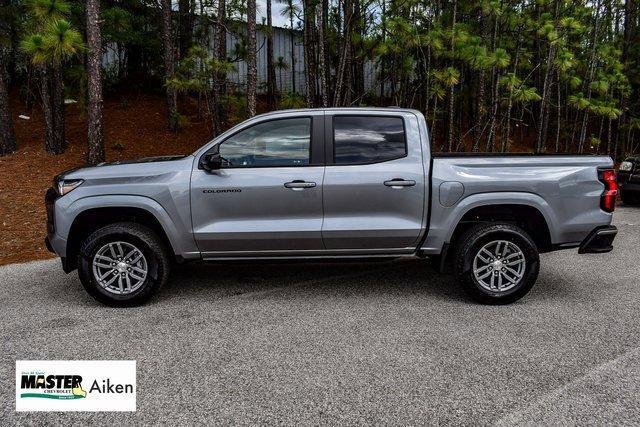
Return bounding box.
[321,112,427,251]
[190,113,325,256]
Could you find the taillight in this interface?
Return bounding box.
[598,168,618,213]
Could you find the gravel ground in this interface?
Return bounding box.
[2,206,639,425]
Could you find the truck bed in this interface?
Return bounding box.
[421,154,614,254]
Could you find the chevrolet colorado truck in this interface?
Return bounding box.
[45,108,619,306]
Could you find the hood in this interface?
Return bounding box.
[55,155,191,181]
[96,155,188,166]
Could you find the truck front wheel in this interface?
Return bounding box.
[453,223,539,304]
[77,222,170,306]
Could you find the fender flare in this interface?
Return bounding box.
[422,191,559,254]
[443,192,559,243]
[64,195,189,255]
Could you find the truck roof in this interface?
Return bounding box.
[254,107,424,118]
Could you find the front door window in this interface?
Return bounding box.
[219,118,311,167]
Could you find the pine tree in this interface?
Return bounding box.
[278,0,299,94]
[0,0,16,156]
[160,0,179,131]
[246,0,257,117]
[266,0,277,110]
[21,0,83,154]
[86,0,105,165]
[0,54,16,156]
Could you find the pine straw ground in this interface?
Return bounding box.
[0,93,212,266]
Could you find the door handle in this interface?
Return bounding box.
[384,178,416,188]
[284,180,316,189]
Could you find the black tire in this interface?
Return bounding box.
[453,222,539,305]
[78,222,170,306]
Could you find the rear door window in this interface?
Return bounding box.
[333,116,407,165]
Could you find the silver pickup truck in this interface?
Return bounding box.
[45,108,619,306]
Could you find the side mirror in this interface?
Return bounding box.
[201,152,222,172]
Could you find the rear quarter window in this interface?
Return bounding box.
[333,116,407,165]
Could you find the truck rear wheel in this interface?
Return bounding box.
[77,222,170,306]
[453,222,539,304]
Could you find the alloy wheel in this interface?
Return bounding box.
[92,241,148,295]
[472,240,526,292]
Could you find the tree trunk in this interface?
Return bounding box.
[578,0,602,153]
[4,0,18,85]
[554,74,561,153]
[535,0,560,153]
[536,43,556,153]
[0,41,16,156]
[431,97,438,148]
[86,0,105,165]
[290,10,296,94]
[266,0,277,109]
[501,34,521,153]
[178,0,193,59]
[39,68,55,153]
[246,0,257,117]
[446,0,458,152]
[212,0,227,135]
[379,0,386,100]
[423,45,432,116]
[51,65,66,154]
[473,11,489,151]
[322,0,330,103]
[485,10,500,152]
[620,0,637,156]
[333,0,353,107]
[485,70,500,152]
[161,0,178,131]
[303,0,316,106]
[316,3,328,107]
[333,39,349,106]
[352,0,365,102]
[606,117,612,156]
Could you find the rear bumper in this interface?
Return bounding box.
[578,225,617,254]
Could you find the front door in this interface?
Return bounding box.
[321,113,427,250]
[191,114,325,256]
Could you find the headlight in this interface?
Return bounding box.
[56,179,84,196]
[619,161,633,172]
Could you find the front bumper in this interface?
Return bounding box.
[44,236,54,253]
[45,235,73,272]
[578,225,617,254]
[45,187,73,272]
